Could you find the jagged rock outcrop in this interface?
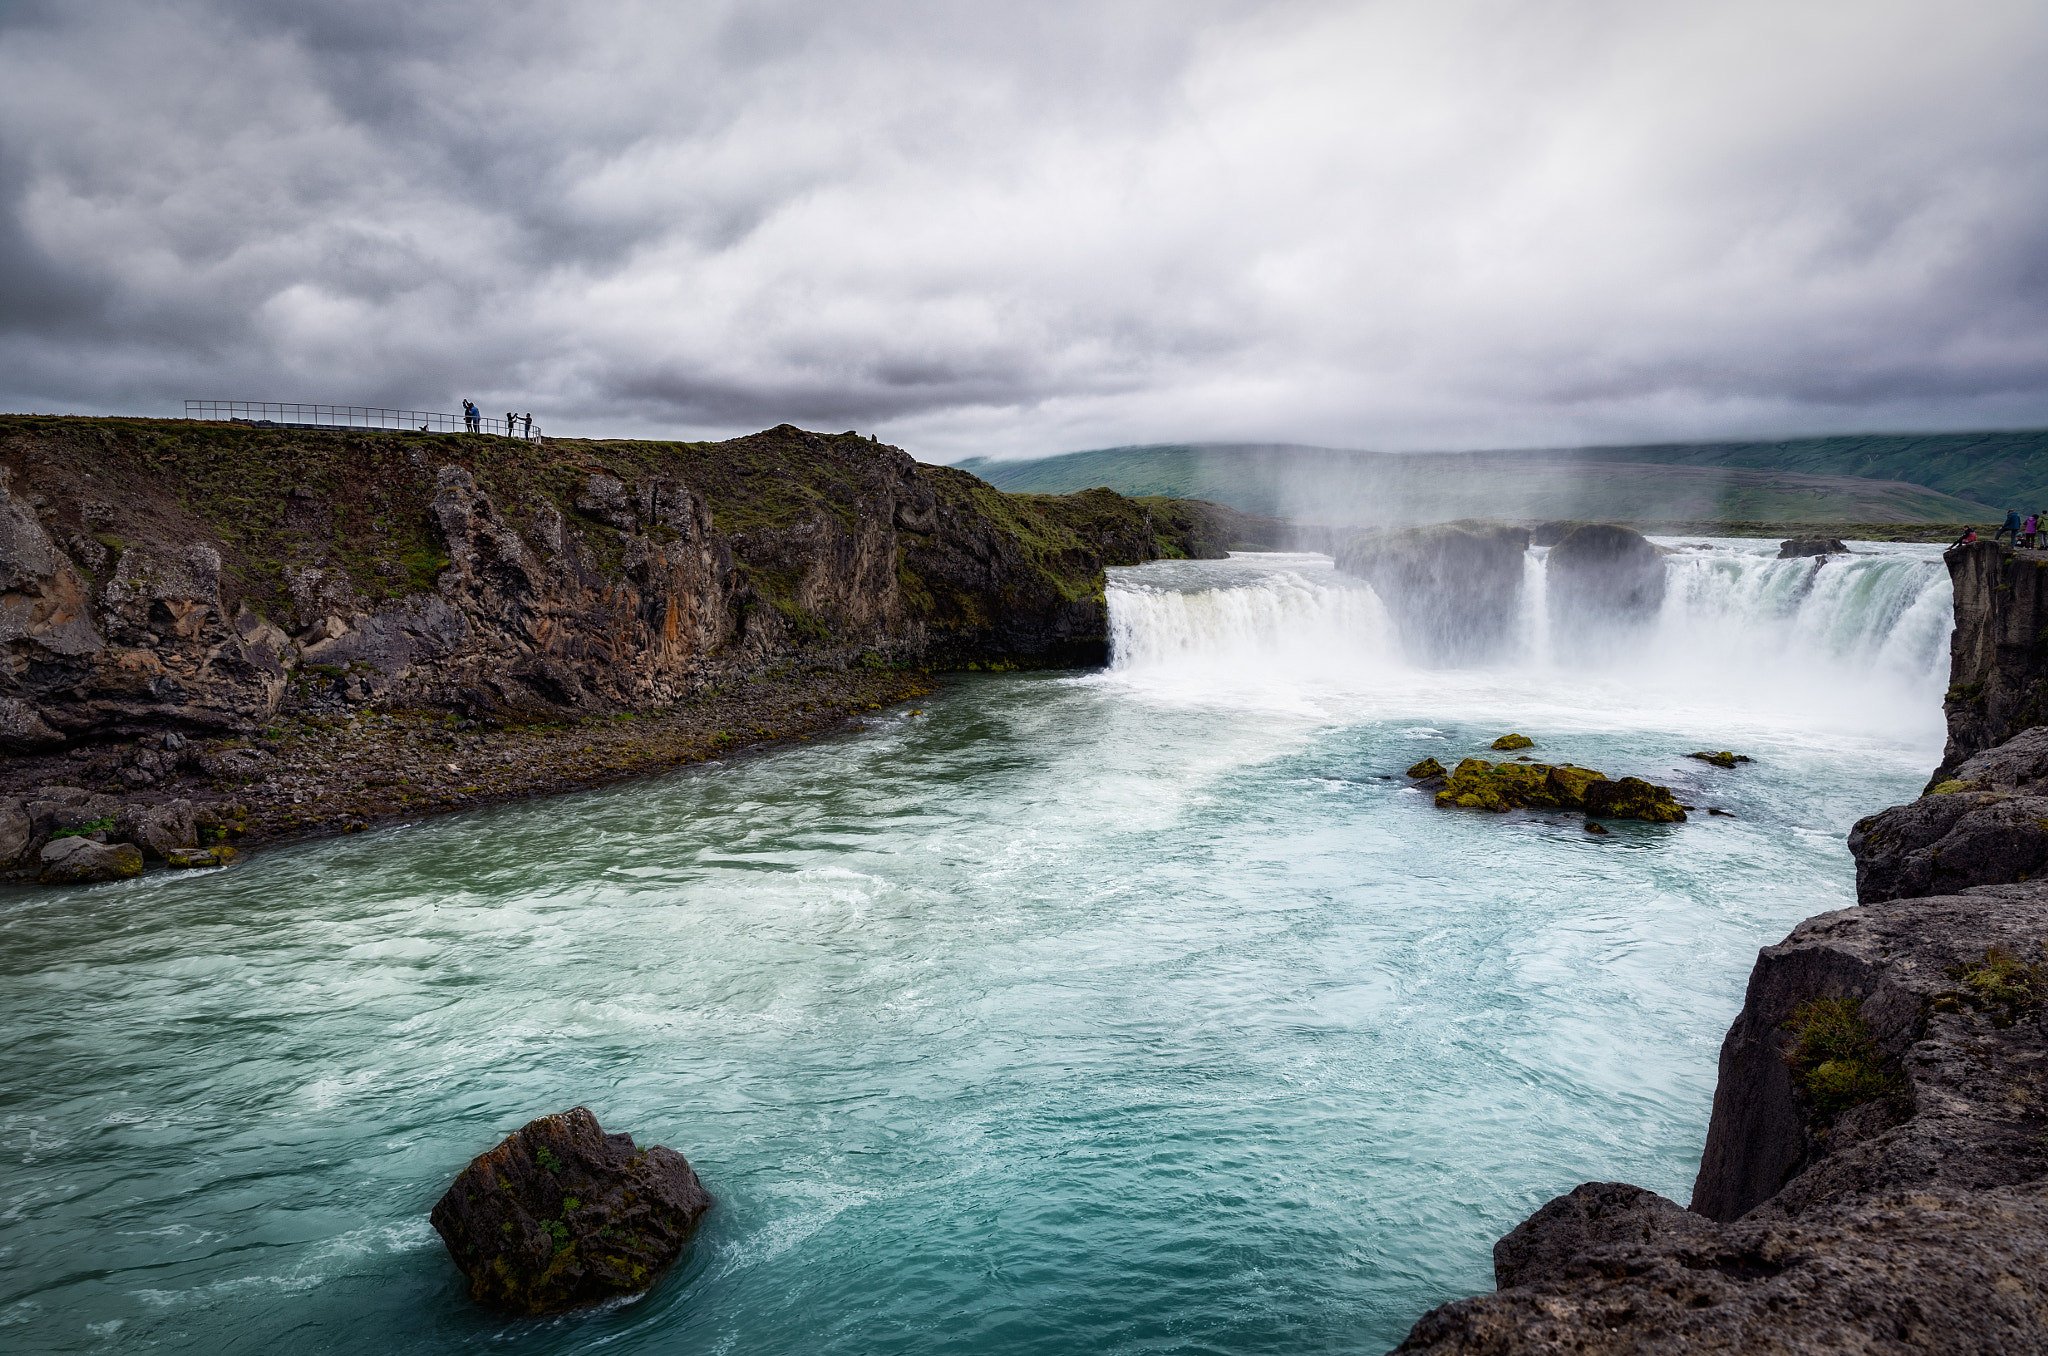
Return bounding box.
[0,417,1227,744]
[1935,539,2048,781]
[430,1106,712,1314]
[1397,891,2048,1354]
[1543,521,1666,651]
[1779,536,1847,558]
[1335,520,1531,665]
[1850,724,2048,902]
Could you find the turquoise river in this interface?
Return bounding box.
[1,540,1955,1353]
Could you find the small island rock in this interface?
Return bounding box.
[431,1106,712,1314]
[1778,537,1848,558]
[1407,757,1446,779]
[1490,733,1534,750]
[1687,750,1752,768]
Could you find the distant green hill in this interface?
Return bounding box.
[953,432,2031,525]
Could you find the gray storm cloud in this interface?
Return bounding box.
[1,0,2044,457]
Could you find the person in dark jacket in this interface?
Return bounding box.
[1997,509,2022,543]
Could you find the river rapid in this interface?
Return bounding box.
[1,540,1953,1354]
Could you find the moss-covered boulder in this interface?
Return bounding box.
[1581,776,1688,823]
[1688,750,1753,768]
[37,836,143,884]
[1407,757,1446,779]
[1490,733,1534,750]
[1432,758,1686,823]
[431,1106,712,1314]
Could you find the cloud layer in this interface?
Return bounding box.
[3,0,2045,458]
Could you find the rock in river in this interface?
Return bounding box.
[1778,536,1847,558]
[38,836,143,884]
[1425,758,1685,823]
[1334,520,1530,666]
[431,1106,713,1314]
[1544,522,1665,652]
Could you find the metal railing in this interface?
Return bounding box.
[184,400,542,441]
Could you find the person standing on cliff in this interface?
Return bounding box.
[2027,512,2041,548]
[462,399,479,432]
[521,413,533,438]
[1998,509,2022,544]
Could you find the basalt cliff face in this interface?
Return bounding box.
[1396,538,2048,1353]
[0,416,1225,750]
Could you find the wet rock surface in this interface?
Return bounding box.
[1334,520,1531,665]
[1544,522,1666,648]
[38,835,142,883]
[1423,757,1686,823]
[1778,536,1848,558]
[1395,891,2048,1354]
[431,1107,713,1314]
[1934,540,2048,779]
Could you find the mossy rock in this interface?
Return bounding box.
[1688,750,1753,769]
[1406,757,1446,779]
[1581,776,1688,824]
[1490,733,1535,750]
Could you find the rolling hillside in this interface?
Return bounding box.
[955,437,2011,526]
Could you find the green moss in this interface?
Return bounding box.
[1939,946,2048,1028]
[1490,733,1534,750]
[533,1146,563,1174]
[50,817,115,839]
[1781,996,1899,1115]
[1929,779,1978,795]
[1406,757,1445,779]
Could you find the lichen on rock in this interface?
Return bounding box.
[1430,757,1685,823]
[430,1106,712,1314]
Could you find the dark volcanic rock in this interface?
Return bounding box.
[1543,522,1665,651]
[1396,890,2048,1354]
[431,1106,712,1314]
[1935,539,2048,781]
[1778,536,1847,558]
[1848,725,2048,902]
[1334,520,1530,665]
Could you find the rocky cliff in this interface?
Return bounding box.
[0,415,1224,750]
[1931,539,2048,782]
[1395,533,2048,1353]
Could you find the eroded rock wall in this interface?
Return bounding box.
[0,417,1219,747]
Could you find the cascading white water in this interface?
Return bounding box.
[1105,538,1954,741]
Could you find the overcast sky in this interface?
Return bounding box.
[2,0,2044,459]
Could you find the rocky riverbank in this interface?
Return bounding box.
[1392,536,2048,1352]
[1,414,1236,878]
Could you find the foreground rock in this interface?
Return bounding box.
[431,1107,712,1314]
[1778,536,1847,558]
[1849,724,2048,901]
[1396,890,2048,1354]
[1422,757,1686,823]
[1544,522,1665,650]
[1335,520,1530,666]
[37,836,143,883]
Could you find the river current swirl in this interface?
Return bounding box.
[1,539,1952,1353]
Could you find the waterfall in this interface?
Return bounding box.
[1104,541,1954,735]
